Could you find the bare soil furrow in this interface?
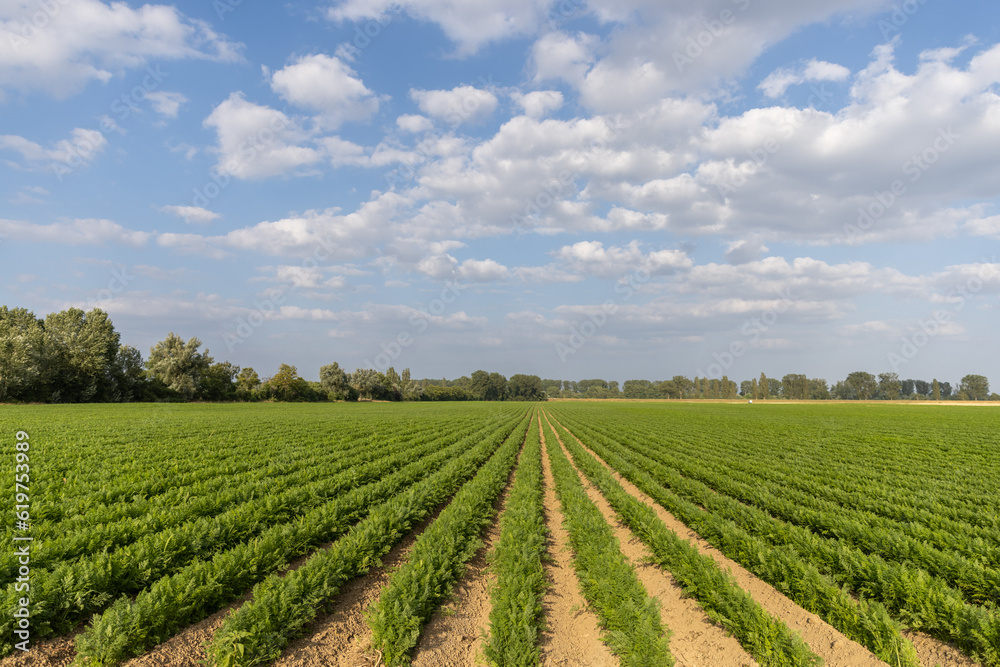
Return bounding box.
[542,411,758,667]
[538,416,617,667]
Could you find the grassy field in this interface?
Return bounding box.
[1,401,997,666]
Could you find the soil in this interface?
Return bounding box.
[544,410,984,667]
[541,412,758,667]
[4,411,988,667]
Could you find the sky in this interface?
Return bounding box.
[1,0,999,386]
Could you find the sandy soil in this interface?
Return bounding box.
[408,447,520,667]
[538,416,618,667]
[544,411,983,667]
[541,411,758,667]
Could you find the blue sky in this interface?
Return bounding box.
[1,0,999,386]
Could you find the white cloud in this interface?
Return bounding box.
[760,59,851,98]
[160,205,219,225]
[270,54,380,129]
[531,31,596,85]
[146,91,188,118]
[0,128,107,171]
[327,0,554,55]
[554,241,692,278]
[0,0,241,98]
[410,86,498,126]
[203,92,321,180]
[457,258,509,282]
[0,217,151,246]
[396,114,434,133]
[513,90,564,118]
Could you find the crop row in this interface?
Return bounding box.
[1,413,516,656]
[539,413,674,664]
[366,410,531,665]
[1,420,475,584]
[205,408,533,667]
[73,407,530,665]
[544,413,823,667]
[548,407,922,667]
[483,411,548,667]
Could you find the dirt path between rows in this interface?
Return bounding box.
[408,441,522,667]
[547,411,983,667]
[538,415,618,667]
[271,501,451,667]
[541,411,758,667]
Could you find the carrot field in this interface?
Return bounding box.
[2,401,998,666]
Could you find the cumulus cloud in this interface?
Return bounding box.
[0,0,241,98]
[160,205,219,225]
[759,59,851,98]
[146,91,188,118]
[270,54,380,129]
[410,85,498,126]
[203,92,321,180]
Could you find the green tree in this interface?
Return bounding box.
[109,344,147,402]
[44,308,121,402]
[263,364,312,401]
[877,372,902,400]
[808,378,830,400]
[932,378,941,400]
[758,372,768,399]
[508,374,544,401]
[320,362,356,401]
[959,374,990,401]
[845,371,877,400]
[146,333,214,399]
[199,361,240,401]
[236,367,260,399]
[0,306,47,402]
[350,367,386,401]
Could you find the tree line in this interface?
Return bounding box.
[0,306,994,403]
[546,372,995,401]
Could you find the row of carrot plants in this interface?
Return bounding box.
[205,407,533,667]
[548,407,922,667]
[73,406,531,665]
[0,414,509,656]
[483,411,547,667]
[544,413,823,667]
[539,414,674,665]
[366,409,532,665]
[1,420,472,584]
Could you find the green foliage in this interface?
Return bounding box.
[367,411,531,665]
[146,332,213,399]
[540,416,674,665]
[484,411,547,667]
[547,414,821,667]
[209,407,532,666]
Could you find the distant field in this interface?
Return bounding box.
[1,401,997,666]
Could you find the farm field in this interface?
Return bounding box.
[2,401,999,666]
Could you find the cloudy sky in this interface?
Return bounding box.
[2,0,999,385]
